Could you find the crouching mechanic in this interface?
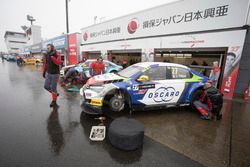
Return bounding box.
[43,44,61,108]
[62,68,79,86]
[62,68,87,86]
[193,80,223,120]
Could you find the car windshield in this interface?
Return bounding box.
[77,60,92,67]
[118,65,144,78]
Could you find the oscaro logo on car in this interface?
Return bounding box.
[148,87,180,102]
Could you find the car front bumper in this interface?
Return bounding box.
[80,87,105,114]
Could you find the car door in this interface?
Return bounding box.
[131,65,186,106]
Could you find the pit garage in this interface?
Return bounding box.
[108,49,141,67]
[154,48,227,89]
[82,51,101,60]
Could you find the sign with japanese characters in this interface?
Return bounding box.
[81,0,249,44]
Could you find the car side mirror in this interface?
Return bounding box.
[137,75,149,82]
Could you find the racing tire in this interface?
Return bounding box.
[109,96,125,112]
[108,117,144,151]
[190,89,203,110]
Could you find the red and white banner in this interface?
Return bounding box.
[68,34,78,65]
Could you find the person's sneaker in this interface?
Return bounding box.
[200,115,211,120]
[50,101,59,108]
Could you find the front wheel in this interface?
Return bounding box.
[109,95,125,112]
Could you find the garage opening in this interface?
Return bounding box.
[108,49,141,68]
[82,51,101,60]
[154,48,228,89]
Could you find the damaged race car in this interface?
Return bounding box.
[80,62,209,114]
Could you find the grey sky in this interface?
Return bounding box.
[0,0,175,52]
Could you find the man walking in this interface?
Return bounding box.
[43,44,61,108]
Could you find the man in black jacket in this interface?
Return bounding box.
[43,44,61,108]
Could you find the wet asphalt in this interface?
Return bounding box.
[0,61,203,167]
[1,60,250,167]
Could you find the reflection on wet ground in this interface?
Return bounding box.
[0,62,202,167]
[0,62,249,167]
[47,107,65,155]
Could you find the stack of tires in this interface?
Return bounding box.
[108,117,144,151]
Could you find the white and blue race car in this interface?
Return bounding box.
[80,62,209,114]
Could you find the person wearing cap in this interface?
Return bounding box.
[193,80,221,120]
[90,57,105,76]
[209,61,220,87]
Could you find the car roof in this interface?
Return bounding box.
[135,62,189,69]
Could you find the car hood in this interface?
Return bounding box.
[87,73,128,85]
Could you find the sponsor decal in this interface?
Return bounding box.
[127,18,139,34]
[132,84,155,90]
[180,36,205,48]
[134,89,148,95]
[148,87,180,102]
[139,84,155,90]
[85,93,92,97]
[90,99,103,106]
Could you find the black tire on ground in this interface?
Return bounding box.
[108,117,144,151]
[190,89,203,110]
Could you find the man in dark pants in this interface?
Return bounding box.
[194,80,223,120]
[43,44,61,108]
